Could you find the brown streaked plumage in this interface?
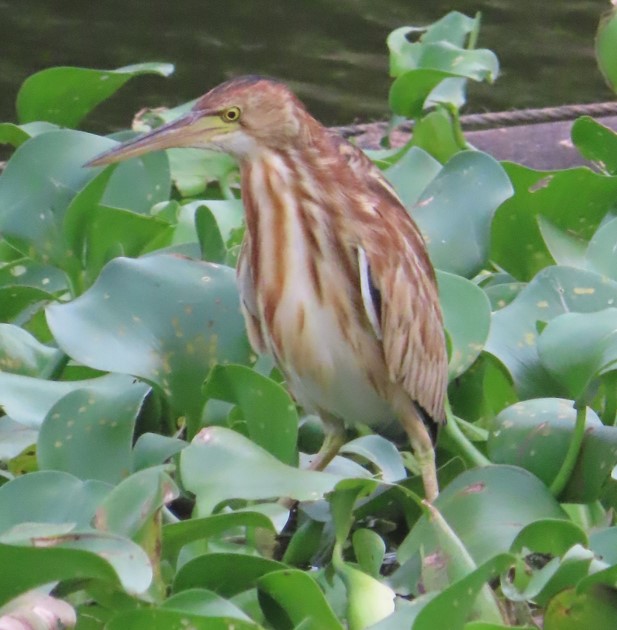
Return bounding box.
[87,75,448,501]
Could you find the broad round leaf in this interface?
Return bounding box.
[0,324,57,377]
[0,470,111,534]
[597,8,617,94]
[486,266,617,399]
[438,271,491,379]
[412,151,513,277]
[544,585,617,629]
[46,255,252,423]
[491,164,617,281]
[16,63,174,127]
[585,216,617,280]
[106,609,260,629]
[181,427,341,515]
[204,364,298,466]
[38,381,150,483]
[538,309,617,402]
[174,553,286,596]
[571,116,617,175]
[396,466,566,570]
[488,399,602,491]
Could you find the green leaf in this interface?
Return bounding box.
[383,146,441,208]
[0,324,58,377]
[37,381,150,483]
[544,585,617,629]
[0,372,134,428]
[353,529,386,578]
[174,553,286,596]
[571,116,617,175]
[163,512,275,565]
[16,63,174,127]
[107,609,261,629]
[93,467,178,539]
[0,470,110,534]
[258,569,344,630]
[340,435,406,483]
[585,217,617,280]
[486,266,617,399]
[537,309,617,402]
[488,399,613,501]
[204,364,299,466]
[413,554,513,630]
[0,543,120,607]
[491,163,617,281]
[438,271,491,379]
[597,8,617,94]
[180,427,341,515]
[395,466,566,585]
[132,432,186,471]
[46,255,252,425]
[0,121,58,148]
[413,151,513,277]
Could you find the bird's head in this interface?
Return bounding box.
[87,76,310,167]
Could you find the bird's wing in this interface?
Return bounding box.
[355,163,448,423]
[237,238,267,354]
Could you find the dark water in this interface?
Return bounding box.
[0,0,613,131]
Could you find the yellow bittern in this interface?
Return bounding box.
[88,76,448,501]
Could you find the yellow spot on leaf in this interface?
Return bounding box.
[573,287,595,295]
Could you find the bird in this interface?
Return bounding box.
[88,75,448,501]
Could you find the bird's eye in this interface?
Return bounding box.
[222,106,241,122]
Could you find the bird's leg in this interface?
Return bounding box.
[399,403,439,503]
[307,414,347,471]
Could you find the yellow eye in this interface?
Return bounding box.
[222,106,241,122]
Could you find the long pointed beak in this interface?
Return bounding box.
[86,110,225,167]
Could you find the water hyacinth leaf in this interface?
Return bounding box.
[387,12,480,76]
[195,204,227,263]
[0,470,111,534]
[502,545,594,606]
[571,116,617,175]
[0,258,67,294]
[0,121,58,147]
[537,309,617,402]
[367,595,436,630]
[597,7,617,94]
[438,271,491,379]
[46,255,252,424]
[8,529,152,595]
[353,529,386,578]
[163,512,275,565]
[0,324,58,377]
[168,148,237,197]
[174,553,286,596]
[132,432,187,471]
[383,146,441,208]
[408,109,464,163]
[413,554,513,630]
[0,130,170,266]
[181,427,341,515]
[257,569,344,629]
[107,609,260,630]
[412,151,513,278]
[0,543,120,608]
[0,371,138,429]
[93,467,178,539]
[335,558,396,630]
[491,163,617,281]
[0,418,38,462]
[589,526,617,565]
[37,382,150,483]
[182,199,245,246]
[396,466,566,573]
[16,63,174,127]
[585,217,617,280]
[0,131,114,260]
[485,266,617,399]
[163,588,254,621]
[537,215,587,270]
[389,69,457,118]
[488,399,601,489]
[204,364,299,466]
[340,435,406,483]
[544,585,617,630]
